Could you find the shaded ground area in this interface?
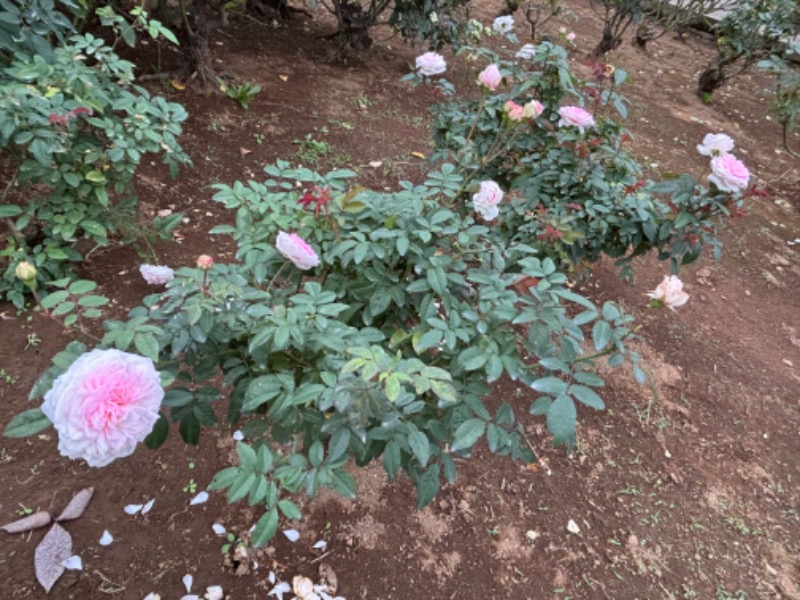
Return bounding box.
[0,1,798,598]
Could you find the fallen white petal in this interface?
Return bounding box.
[232,430,244,441]
[204,585,224,600]
[268,571,276,584]
[567,519,581,534]
[141,499,156,515]
[190,491,209,506]
[180,596,199,600]
[124,504,143,515]
[267,582,291,600]
[143,594,161,600]
[283,529,300,542]
[312,540,327,550]
[182,574,193,593]
[212,523,226,536]
[62,555,83,570]
[99,530,113,546]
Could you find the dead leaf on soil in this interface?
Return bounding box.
[35,523,72,593]
[56,487,94,522]
[239,148,253,158]
[171,80,186,91]
[279,75,289,82]
[410,152,425,159]
[1,511,51,533]
[319,562,338,593]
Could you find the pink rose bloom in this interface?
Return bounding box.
[709,154,750,193]
[473,181,504,221]
[566,31,576,42]
[558,106,595,133]
[196,254,214,270]
[41,349,164,467]
[478,64,502,91]
[416,52,447,77]
[647,275,689,310]
[697,133,734,156]
[139,264,174,285]
[505,101,525,122]
[523,99,544,119]
[276,231,319,270]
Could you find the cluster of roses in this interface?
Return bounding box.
[696,133,750,193]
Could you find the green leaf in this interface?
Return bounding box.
[236,441,258,468]
[408,429,430,467]
[416,464,440,508]
[68,280,97,294]
[547,395,576,447]
[85,170,106,183]
[427,267,447,296]
[179,413,200,445]
[450,418,485,453]
[309,441,324,467]
[40,290,69,309]
[0,204,22,218]
[228,471,256,504]
[278,499,302,520]
[77,295,109,308]
[134,332,160,362]
[531,376,567,395]
[144,413,169,449]
[251,508,279,548]
[3,408,52,438]
[570,385,605,410]
[383,440,401,479]
[457,347,488,371]
[592,321,613,351]
[329,468,357,499]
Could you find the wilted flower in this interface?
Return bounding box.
[473,181,504,221]
[647,275,689,310]
[504,100,525,121]
[293,576,318,600]
[478,64,502,90]
[196,255,214,270]
[493,15,514,34]
[15,261,37,287]
[275,231,319,270]
[557,106,595,133]
[709,154,750,192]
[697,133,734,157]
[523,99,544,119]
[516,44,536,60]
[40,349,164,467]
[139,264,175,285]
[415,52,446,76]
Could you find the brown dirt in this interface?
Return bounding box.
[1,1,799,598]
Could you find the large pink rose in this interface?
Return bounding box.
[478,64,502,91]
[473,181,504,221]
[709,154,749,193]
[276,231,320,270]
[415,52,446,77]
[41,349,164,467]
[557,106,595,133]
[647,275,689,310]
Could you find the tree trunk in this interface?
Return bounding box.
[591,29,621,57]
[186,0,216,87]
[697,53,739,97]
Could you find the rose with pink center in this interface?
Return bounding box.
[41,349,164,467]
[415,52,447,77]
[504,101,526,122]
[523,100,544,119]
[473,181,504,221]
[478,64,502,91]
[557,106,595,133]
[646,275,689,310]
[708,154,750,193]
[275,231,320,270]
[196,254,214,270]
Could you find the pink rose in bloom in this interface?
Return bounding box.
[276,231,319,270]
[558,106,595,133]
[523,99,544,119]
[415,52,447,76]
[697,133,734,156]
[504,101,526,122]
[196,255,214,270]
[709,154,750,192]
[478,64,502,91]
[473,181,504,221]
[647,275,689,310]
[41,349,164,467]
[139,264,175,285]
[566,31,576,42]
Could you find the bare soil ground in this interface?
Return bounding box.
[1,1,798,598]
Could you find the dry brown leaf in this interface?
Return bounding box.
[279,74,289,82]
[319,562,338,594]
[56,487,94,522]
[171,80,186,91]
[239,148,253,158]
[410,151,425,159]
[1,511,51,534]
[35,523,72,593]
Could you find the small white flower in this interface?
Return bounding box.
[62,555,83,570]
[429,10,438,23]
[99,530,113,546]
[493,15,514,34]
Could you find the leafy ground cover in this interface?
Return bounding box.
[0,1,798,598]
